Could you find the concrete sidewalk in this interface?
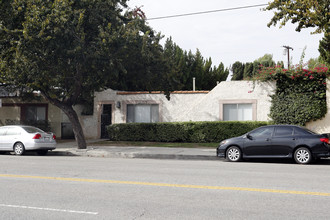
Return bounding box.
[49,140,218,160]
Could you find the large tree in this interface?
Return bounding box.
[265,0,330,65]
[231,61,245,80]
[0,0,161,149]
[265,0,329,34]
[163,38,229,90]
[318,33,330,65]
[231,54,277,80]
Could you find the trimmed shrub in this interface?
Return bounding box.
[107,121,269,143]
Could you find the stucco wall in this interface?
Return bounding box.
[47,102,62,138]
[181,81,276,122]
[91,81,276,138]
[95,89,208,123]
[93,89,209,138]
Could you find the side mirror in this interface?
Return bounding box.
[246,134,253,140]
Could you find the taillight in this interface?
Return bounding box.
[52,134,56,140]
[33,133,41,139]
[320,137,329,144]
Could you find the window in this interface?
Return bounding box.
[274,127,293,136]
[5,127,21,135]
[223,103,252,121]
[294,127,315,135]
[22,126,44,133]
[127,104,159,123]
[249,127,273,138]
[0,127,7,136]
[26,106,46,121]
[22,105,47,122]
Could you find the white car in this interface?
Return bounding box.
[0,125,56,155]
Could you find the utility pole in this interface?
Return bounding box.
[283,45,293,69]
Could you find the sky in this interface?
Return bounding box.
[127,0,324,69]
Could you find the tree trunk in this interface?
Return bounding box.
[60,104,87,149]
[40,92,87,149]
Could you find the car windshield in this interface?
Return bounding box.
[21,126,45,134]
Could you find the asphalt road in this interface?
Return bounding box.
[0,155,330,220]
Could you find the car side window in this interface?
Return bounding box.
[249,127,273,138]
[274,127,293,137]
[294,127,312,135]
[5,127,21,135]
[0,128,7,136]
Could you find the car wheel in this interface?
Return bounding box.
[294,147,312,164]
[13,142,25,156]
[226,146,242,162]
[36,150,48,156]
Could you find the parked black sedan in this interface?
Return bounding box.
[217,125,330,164]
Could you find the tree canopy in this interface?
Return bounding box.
[231,54,278,80]
[163,37,229,90]
[265,0,329,34]
[318,33,330,65]
[0,0,164,149]
[0,0,230,149]
[265,0,330,65]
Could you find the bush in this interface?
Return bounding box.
[269,73,327,126]
[107,121,269,143]
[252,64,329,126]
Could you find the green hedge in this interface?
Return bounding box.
[107,121,269,143]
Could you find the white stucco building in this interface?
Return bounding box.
[89,81,276,139]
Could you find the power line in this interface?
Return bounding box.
[147,4,269,21]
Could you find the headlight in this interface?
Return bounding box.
[220,140,228,145]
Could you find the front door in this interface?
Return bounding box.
[244,126,274,156]
[101,104,112,138]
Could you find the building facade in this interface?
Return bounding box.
[1,80,329,139]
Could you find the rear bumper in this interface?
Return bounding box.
[25,142,56,151]
[313,151,330,158]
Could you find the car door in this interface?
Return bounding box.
[0,127,8,149]
[2,127,20,150]
[243,126,274,156]
[271,126,295,156]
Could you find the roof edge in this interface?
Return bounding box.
[117,91,209,95]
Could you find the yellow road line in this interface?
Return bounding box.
[1,174,330,197]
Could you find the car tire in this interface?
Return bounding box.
[36,150,48,156]
[294,147,312,164]
[226,146,242,162]
[13,142,25,156]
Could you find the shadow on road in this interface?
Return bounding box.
[0,151,78,157]
[235,158,330,165]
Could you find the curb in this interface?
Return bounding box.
[49,149,218,161]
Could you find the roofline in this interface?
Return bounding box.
[117,91,209,95]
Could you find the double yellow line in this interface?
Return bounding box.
[1,174,330,197]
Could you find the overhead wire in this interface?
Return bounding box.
[146,4,269,21]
